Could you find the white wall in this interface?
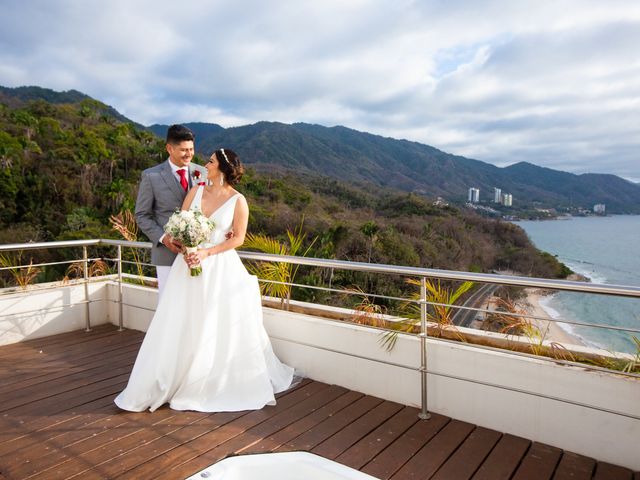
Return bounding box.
[0,281,109,345]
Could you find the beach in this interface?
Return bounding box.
[522,288,585,347]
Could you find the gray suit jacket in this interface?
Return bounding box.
[135,160,208,266]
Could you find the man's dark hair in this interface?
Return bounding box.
[166,124,195,144]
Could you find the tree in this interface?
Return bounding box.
[360,220,379,263]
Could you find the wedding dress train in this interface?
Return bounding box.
[115,187,294,412]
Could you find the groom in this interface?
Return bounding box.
[135,124,207,297]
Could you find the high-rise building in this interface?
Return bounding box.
[494,187,502,203]
[468,187,480,203]
[502,194,513,207]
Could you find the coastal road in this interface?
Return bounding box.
[452,283,499,328]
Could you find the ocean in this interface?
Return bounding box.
[517,215,640,353]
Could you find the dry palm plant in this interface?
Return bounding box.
[0,252,41,289]
[493,297,544,355]
[109,210,146,280]
[341,286,387,328]
[63,259,110,284]
[622,336,640,373]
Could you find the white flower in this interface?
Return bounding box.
[163,209,216,248]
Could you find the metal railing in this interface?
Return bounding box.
[1,239,640,421]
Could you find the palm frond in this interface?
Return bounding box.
[0,252,41,289]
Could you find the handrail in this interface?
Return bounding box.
[2,238,639,297]
[0,239,102,251]
[237,251,640,298]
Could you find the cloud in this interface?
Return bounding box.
[1,0,639,181]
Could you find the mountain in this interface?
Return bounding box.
[152,121,640,214]
[4,85,637,213]
[0,85,143,128]
[147,122,224,142]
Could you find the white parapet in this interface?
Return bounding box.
[0,280,109,345]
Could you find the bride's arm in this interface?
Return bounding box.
[201,196,249,257]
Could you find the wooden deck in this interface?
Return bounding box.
[0,325,637,480]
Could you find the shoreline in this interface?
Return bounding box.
[522,288,586,347]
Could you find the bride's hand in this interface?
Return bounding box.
[185,249,209,266]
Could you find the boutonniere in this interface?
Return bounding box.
[192,170,206,186]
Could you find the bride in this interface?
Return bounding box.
[115,148,295,412]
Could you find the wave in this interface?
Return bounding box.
[537,295,603,349]
[563,260,608,284]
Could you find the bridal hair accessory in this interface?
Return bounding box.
[219,149,230,165]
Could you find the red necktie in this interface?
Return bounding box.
[177,169,188,191]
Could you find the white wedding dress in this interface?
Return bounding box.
[115,187,295,412]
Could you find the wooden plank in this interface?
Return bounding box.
[0,324,118,357]
[57,410,217,480]
[0,340,139,391]
[390,419,475,480]
[0,398,119,458]
[65,384,348,479]
[26,407,182,479]
[511,442,562,480]
[311,400,404,460]
[277,394,383,453]
[553,452,596,480]
[116,380,326,480]
[432,426,502,480]
[335,406,419,470]
[3,371,131,416]
[0,350,137,411]
[2,406,148,479]
[162,383,352,479]
[361,413,450,480]
[0,386,122,445]
[593,462,633,480]
[472,433,531,480]
[0,329,141,381]
[0,376,129,447]
[0,341,141,394]
[240,387,357,455]
[0,326,129,363]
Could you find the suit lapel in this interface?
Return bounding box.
[160,161,187,202]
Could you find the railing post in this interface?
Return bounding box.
[117,245,124,331]
[83,246,91,332]
[419,276,431,420]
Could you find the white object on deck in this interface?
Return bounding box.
[184,452,380,480]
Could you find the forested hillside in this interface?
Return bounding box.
[151,121,640,213]
[0,90,570,286]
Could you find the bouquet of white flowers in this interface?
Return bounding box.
[163,209,216,276]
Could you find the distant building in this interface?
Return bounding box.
[468,187,480,203]
[594,203,606,214]
[433,196,449,207]
[502,193,513,207]
[494,187,502,203]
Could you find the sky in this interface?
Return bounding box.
[1,0,639,182]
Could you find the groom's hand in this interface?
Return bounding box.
[162,235,182,254]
